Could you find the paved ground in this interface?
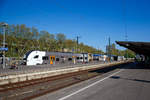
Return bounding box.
[0,61,106,75]
[34,63,150,100]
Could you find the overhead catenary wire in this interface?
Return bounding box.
[123,0,128,41]
[122,0,128,58]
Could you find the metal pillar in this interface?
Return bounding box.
[3,26,5,69]
[1,23,8,69]
[76,36,80,53]
[108,37,111,61]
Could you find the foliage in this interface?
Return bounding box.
[0,23,103,57]
[110,43,135,58]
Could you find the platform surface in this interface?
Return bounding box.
[34,63,150,100]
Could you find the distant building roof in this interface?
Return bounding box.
[116,41,150,56]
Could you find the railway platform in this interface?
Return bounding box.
[0,61,105,75]
[34,62,150,100]
[0,61,130,86]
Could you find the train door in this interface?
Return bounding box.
[72,56,76,64]
[50,56,55,64]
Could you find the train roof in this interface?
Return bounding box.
[24,50,89,57]
[24,50,34,58]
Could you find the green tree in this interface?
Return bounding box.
[56,33,66,51]
[0,22,107,57]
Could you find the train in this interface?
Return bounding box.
[23,50,124,66]
[23,50,89,66]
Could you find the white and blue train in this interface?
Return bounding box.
[23,50,88,66]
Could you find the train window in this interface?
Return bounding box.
[56,58,59,61]
[68,58,72,61]
[77,57,79,60]
[34,55,39,59]
[42,56,48,60]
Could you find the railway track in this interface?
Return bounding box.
[0,62,131,100]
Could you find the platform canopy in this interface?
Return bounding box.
[116,41,150,56]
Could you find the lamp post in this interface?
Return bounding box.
[1,22,8,69]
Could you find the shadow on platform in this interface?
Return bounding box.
[89,63,130,74]
[119,62,150,70]
[110,76,150,83]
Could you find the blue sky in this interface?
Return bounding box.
[0,0,150,51]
